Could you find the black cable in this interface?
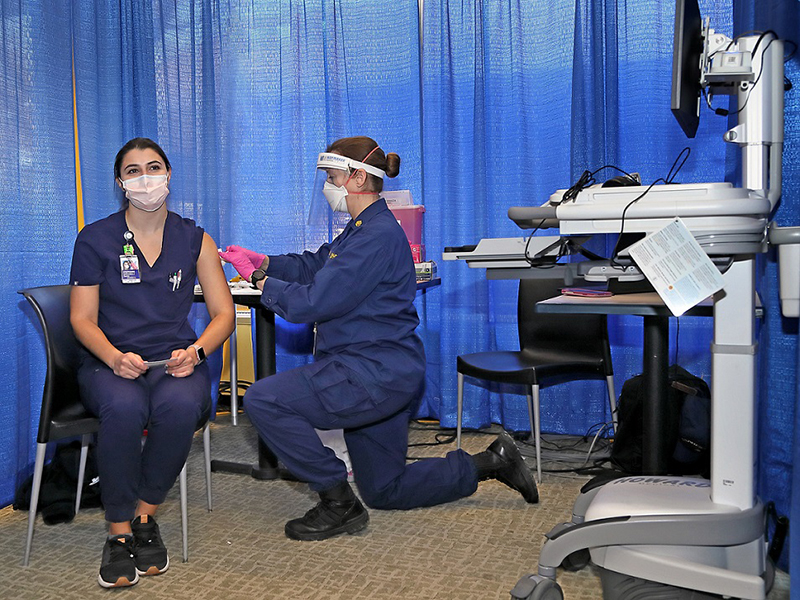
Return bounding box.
[751,30,777,59]
[711,34,777,118]
[523,220,547,266]
[665,147,691,184]
[556,170,594,205]
[553,165,638,207]
[407,431,457,448]
[609,147,691,265]
[608,178,666,266]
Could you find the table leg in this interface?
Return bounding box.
[641,315,669,475]
[211,303,280,479]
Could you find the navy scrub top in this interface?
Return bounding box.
[70,210,204,362]
[261,198,425,393]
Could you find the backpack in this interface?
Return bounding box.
[14,440,102,524]
[610,364,711,476]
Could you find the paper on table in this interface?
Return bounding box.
[628,217,724,316]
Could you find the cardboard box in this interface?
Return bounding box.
[410,244,425,263]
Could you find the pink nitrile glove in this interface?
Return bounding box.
[219,248,256,282]
[226,245,265,269]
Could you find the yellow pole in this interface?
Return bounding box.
[72,48,84,231]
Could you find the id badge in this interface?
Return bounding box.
[120,254,141,284]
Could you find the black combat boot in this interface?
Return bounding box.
[285,481,369,541]
[472,432,539,503]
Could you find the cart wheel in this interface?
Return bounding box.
[561,548,590,572]
[529,579,564,600]
[510,575,563,600]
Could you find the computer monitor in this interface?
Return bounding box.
[671,0,704,138]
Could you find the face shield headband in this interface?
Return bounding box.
[316,152,386,179]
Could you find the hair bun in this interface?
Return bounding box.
[385,152,401,178]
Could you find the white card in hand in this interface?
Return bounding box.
[144,359,176,368]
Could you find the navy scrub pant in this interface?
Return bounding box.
[78,355,210,523]
[244,356,479,509]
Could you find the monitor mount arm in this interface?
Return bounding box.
[700,21,784,209]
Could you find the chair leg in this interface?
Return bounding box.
[23,443,47,567]
[527,385,542,484]
[230,325,238,427]
[606,375,618,434]
[456,372,464,449]
[75,433,92,514]
[203,424,212,511]
[179,462,188,562]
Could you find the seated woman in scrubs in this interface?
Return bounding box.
[70,137,235,587]
[220,136,537,542]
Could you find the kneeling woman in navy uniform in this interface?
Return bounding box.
[221,136,538,542]
[70,138,235,587]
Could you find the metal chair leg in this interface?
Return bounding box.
[606,375,618,434]
[75,433,92,514]
[456,372,464,449]
[203,424,212,511]
[23,443,47,567]
[179,462,188,562]
[527,385,542,483]
[230,325,238,427]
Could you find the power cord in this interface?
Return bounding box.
[552,165,639,206]
[706,31,779,118]
[609,147,691,265]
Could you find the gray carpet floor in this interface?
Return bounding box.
[0,415,789,599]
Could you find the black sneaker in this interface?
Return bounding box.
[131,515,169,576]
[98,535,139,588]
[285,481,369,541]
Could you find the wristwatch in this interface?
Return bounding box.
[250,268,268,286]
[189,344,206,365]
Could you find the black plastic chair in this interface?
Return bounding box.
[19,285,211,566]
[456,278,617,482]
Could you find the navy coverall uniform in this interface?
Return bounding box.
[70,210,210,523]
[244,199,478,509]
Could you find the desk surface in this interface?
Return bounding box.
[536,292,713,317]
[196,278,441,301]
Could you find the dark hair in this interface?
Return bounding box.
[113,137,171,180]
[326,136,400,192]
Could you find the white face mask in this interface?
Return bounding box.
[122,174,170,212]
[322,180,349,213]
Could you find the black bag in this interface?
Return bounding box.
[14,440,102,524]
[610,365,710,476]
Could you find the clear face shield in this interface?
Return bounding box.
[307,152,386,239]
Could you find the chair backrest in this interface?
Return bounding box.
[517,278,613,374]
[19,285,84,443]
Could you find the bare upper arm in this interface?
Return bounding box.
[70,284,99,328]
[196,233,235,322]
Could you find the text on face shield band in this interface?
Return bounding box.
[316,153,386,179]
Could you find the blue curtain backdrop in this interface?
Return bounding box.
[1,0,77,513]
[2,0,798,583]
[419,0,732,435]
[732,0,800,589]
